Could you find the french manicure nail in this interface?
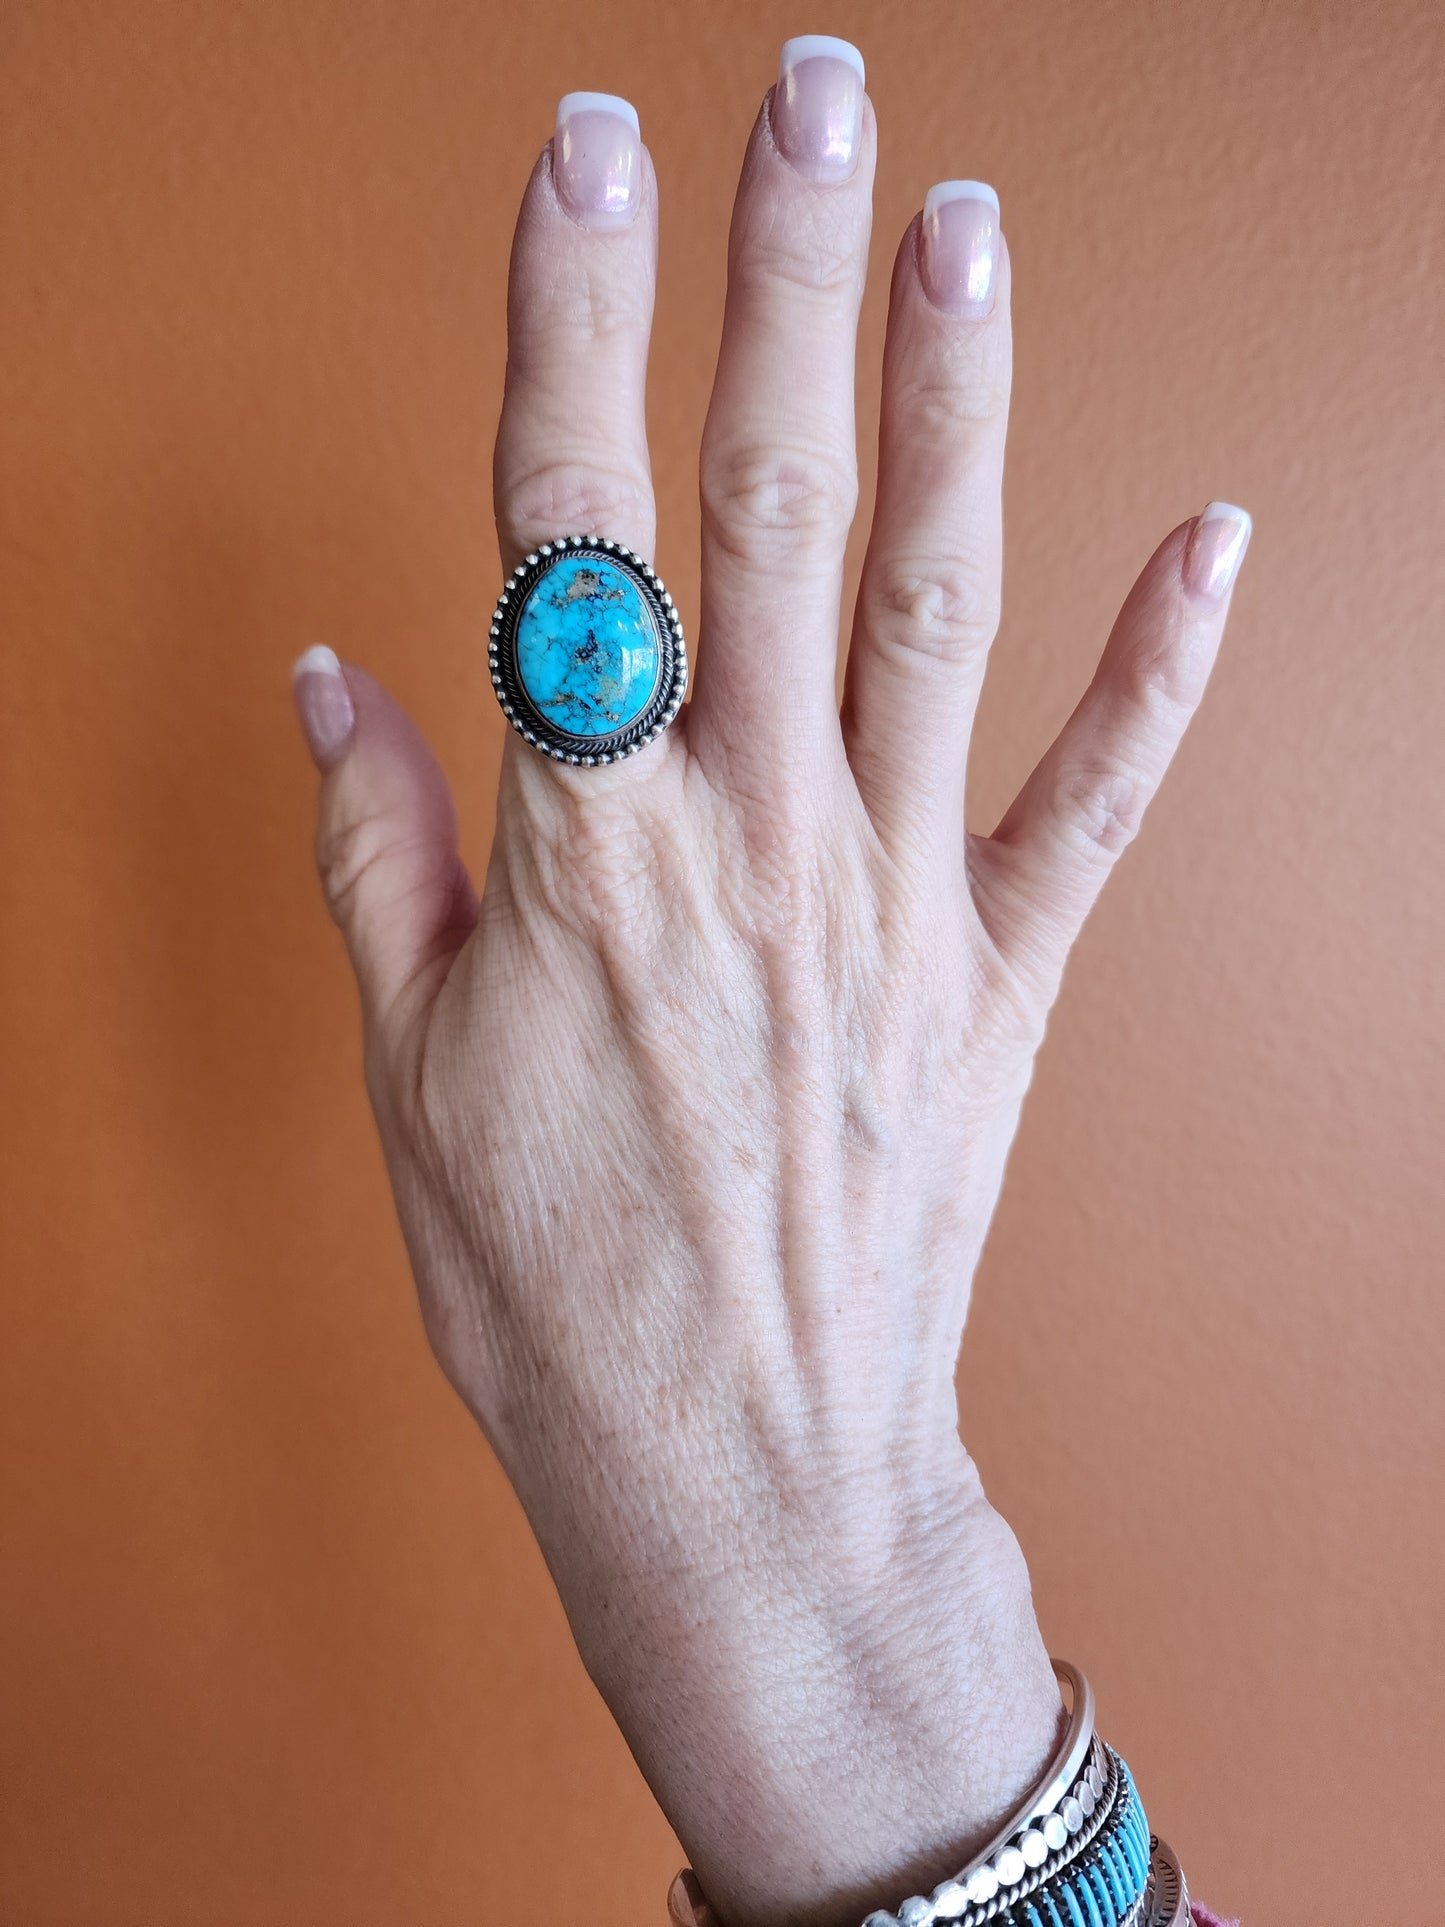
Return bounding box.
[921,180,1000,318]
[553,92,641,227]
[1184,502,1253,601]
[292,645,356,768]
[772,35,864,182]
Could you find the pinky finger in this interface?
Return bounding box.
[293,648,478,1093]
[973,502,1251,992]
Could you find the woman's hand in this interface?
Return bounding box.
[293,42,1249,1927]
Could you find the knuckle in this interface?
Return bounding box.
[511,249,651,356]
[734,197,862,300]
[1053,760,1152,862]
[1123,607,1213,719]
[540,818,658,933]
[867,551,1000,665]
[500,461,655,553]
[551,270,647,347]
[506,780,673,948]
[315,806,396,928]
[700,439,858,563]
[900,342,1012,431]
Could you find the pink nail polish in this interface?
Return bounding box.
[292,645,356,768]
[553,92,640,227]
[1184,502,1253,601]
[921,181,1000,318]
[772,36,864,182]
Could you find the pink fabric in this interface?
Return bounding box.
[1192,1906,1241,1927]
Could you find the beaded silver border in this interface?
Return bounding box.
[487,535,687,764]
[954,1746,1127,1927]
[866,1739,1119,1927]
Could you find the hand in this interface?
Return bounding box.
[292,44,1249,1927]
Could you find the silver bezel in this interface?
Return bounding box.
[487,535,688,764]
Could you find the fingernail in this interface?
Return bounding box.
[553,92,641,227]
[921,181,1000,318]
[667,1870,712,1927]
[292,645,356,768]
[1184,502,1253,601]
[772,36,864,182]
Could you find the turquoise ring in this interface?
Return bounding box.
[487,536,687,764]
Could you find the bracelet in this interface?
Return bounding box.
[900,1743,1150,1927]
[664,1660,1195,1927]
[902,1659,1099,1917]
[1145,1835,1192,1927]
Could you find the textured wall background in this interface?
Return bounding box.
[2,3,1441,1923]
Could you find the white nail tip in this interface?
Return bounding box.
[556,92,640,136]
[1199,500,1253,535]
[924,179,1000,220]
[292,644,343,681]
[779,35,865,85]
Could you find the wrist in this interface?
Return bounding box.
[543,1439,1061,1927]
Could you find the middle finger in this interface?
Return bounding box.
[690,37,875,796]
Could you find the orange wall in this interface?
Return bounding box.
[2,4,1441,1923]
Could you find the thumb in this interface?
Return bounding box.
[292,647,477,1064]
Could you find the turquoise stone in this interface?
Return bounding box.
[514,553,661,738]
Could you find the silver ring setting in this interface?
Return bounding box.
[487,535,687,764]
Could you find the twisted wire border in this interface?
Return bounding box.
[487,535,688,763]
[950,1745,1129,1925]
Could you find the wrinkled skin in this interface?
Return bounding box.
[295,65,1246,1927]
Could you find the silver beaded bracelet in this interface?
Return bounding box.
[884,1658,1098,1922]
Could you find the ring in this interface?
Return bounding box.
[487,535,688,764]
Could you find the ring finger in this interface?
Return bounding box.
[492,93,661,787]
